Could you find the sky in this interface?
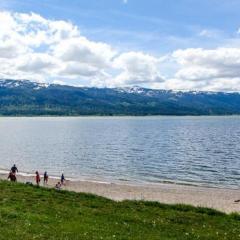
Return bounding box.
[1,0,240,91]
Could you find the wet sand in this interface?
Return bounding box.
[0,173,239,213]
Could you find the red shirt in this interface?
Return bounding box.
[36,174,40,183]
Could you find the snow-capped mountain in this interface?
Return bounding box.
[0,79,49,89]
[0,79,240,116]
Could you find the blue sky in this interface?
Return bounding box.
[2,0,240,52]
[1,0,240,91]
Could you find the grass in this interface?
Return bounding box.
[0,181,239,239]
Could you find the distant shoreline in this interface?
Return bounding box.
[2,80,240,116]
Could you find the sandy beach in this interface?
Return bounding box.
[0,172,239,214]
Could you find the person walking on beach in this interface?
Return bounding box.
[44,171,48,184]
[11,164,18,174]
[35,171,41,186]
[61,173,65,185]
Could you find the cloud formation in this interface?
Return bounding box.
[172,48,240,91]
[113,52,164,86]
[0,11,240,91]
[0,11,164,87]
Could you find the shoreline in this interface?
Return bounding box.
[0,168,238,190]
[0,172,239,213]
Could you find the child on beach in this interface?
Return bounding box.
[35,171,41,186]
[44,171,48,184]
[55,182,61,190]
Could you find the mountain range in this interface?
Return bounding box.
[0,79,240,116]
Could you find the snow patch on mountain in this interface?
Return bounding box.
[0,79,49,90]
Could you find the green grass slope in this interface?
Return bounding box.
[0,181,239,239]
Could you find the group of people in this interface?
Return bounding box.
[7,164,66,190]
[35,171,49,186]
[35,171,65,189]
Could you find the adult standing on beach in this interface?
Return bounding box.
[61,173,65,185]
[11,164,18,174]
[35,171,41,186]
[44,171,48,184]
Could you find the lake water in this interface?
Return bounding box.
[0,116,240,189]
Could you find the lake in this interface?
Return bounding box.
[0,116,239,189]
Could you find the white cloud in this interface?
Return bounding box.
[112,51,165,86]
[1,10,240,91]
[173,48,240,80]
[60,62,98,77]
[169,47,240,91]
[17,53,58,73]
[0,11,115,83]
[52,37,116,68]
[198,29,222,38]
[0,41,26,58]
[0,11,165,88]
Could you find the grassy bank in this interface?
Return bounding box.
[0,181,239,239]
